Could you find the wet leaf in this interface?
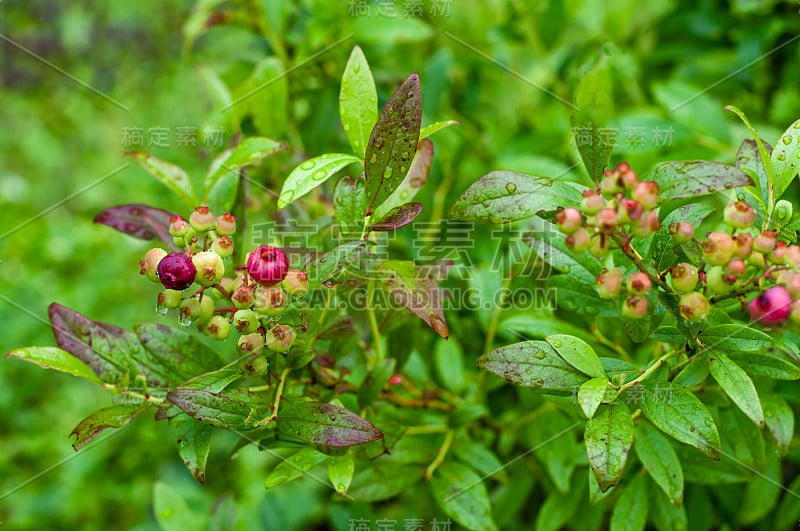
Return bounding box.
[419,120,459,140]
[364,73,422,214]
[547,334,606,378]
[135,323,224,382]
[264,447,329,489]
[327,454,355,495]
[348,463,424,501]
[367,201,422,232]
[126,150,198,206]
[635,421,683,504]
[727,352,800,380]
[571,57,615,182]
[166,389,271,430]
[304,240,372,289]
[340,45,378,158]
[707,351,764,427]
[94,204,177,249]
[431,461,498,531]
[578,377,609,419]
[278,153,361,209]
[646,161,753,202]
[585,402,634,491]
[333,176,367,239]
[170,414,213,483]
[5,346,101,383]
[205,137,285,197]
[770,117,800,199]
[377,260,449,338]
[700,324,773,353]
[277,402,383,453]
[610,473,649,531]
[371,138,433,220]
[71,403,147,450]
[762,393,794,455]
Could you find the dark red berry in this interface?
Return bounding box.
[247,246,289,286]
[157,252,196,290]
[749,286,792,327]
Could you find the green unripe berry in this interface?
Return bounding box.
[169,216,193,237]
[679,292,710,321]
[622,295,648,318]
[215,212,237,235]
[233,309,260,334]
[594,209,618,234]
[140,248,168,282]
[588,234,609,258]
[231,284,256,309]
[189,205,216,232]
[211,235,234,259]
[669,263,699,293]
[282,270,310,296]
[253,286,289,316]
[565,228,591,253]
[702,232,735,266]
[178,297,213,324]
[158,289,182,310]
[204,315,231,340]
[581,189,606,215]
[706,266,740,295]
[733,233,753,259]
[790,299,800,326]
[192,250,225,287]
[753,230,777,254]
[632,181,659,210]
[630,210,660,238]
[238,332,265,355]
[265,324,295,353]
[770,241,788,265]
[246,355,269,375]
[198,295,215,323]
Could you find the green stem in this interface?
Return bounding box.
[611,231,669,291]
[366,278,384,367]
[617,349,678,393]
[482,274,514,356]
[591,325,633,363]
[425,429,454,480]
[270,367,291,421]
[101,384,164,405]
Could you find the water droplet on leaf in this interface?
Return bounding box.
[505,182,517,194]
[300,160,315,170]
[312,170,327,181]
[383,166,393,179]
[707,185,717,192]
[551,339,563,348]
[783,135,793,145]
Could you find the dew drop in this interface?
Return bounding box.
[353,63,361,73]
[382,166,393,179]
[782,135,793,145]
[533,350,546,359]
[344,124,351,131]
[551,339,563,348]
[723,182,733,189]
[794,121,800,129]
[178,315,193,328]
[312,170,327,181]
[281,190,295,204]
[482,201,491,208]
[707,185,717,192]
[505,182,517,194]
[156,301,168,316]
[300,160,316,170]
[370,154,377,164]
[400,191,409,200]
[777,153,786,161]
[539,178,553,186]
[400,166,408,173]
[401,151,411,160]
[374,136,384,148]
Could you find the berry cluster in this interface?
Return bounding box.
[556,162,800,328]
[138,206,307,367]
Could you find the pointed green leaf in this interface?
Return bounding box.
[364,73,422,214]
[205,137,285,197]
[153,481,206,531]
[126,150,198,206]
[327,454,355,495]
[367,202,422,232]
[231,57,287,138]
[377,260,450,338]
[431,461,498,531]
[571,58,615,182]
[735,139,770,208]
[277,402,383,453]
[738,441,781,525]
[634,421,683,505]
[547,334,606,378]
[340,45,378,158]
[333,176,367,239]
[6,346,101,383]
[585,403,634,491]
[135,323,224,381]
[170,414,213,483]
[419,120,459,140]
[477,340,589,393]
[278,153,361,209]
[648,480,688,531]
[449,170,582,223]
[708,351,764,427]
[303,240,372,289]
[762,393,794,455]
[371,138,433,220]
[727,352,800,380]
[646,161,753,202]
[701,324,773,352]
[638,381,721,460]
[452,435,506,481]
[70,403,147,450]
[770,118,800,199]
[166,389,271,430]
[610,473,649,531]
[535,473,585,531]
[264,447,329,488]
[348,463,424,501]
[578,377,608,419]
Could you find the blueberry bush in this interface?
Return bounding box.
[4,1,800,530]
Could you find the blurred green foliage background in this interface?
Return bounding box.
[1,0,799,528]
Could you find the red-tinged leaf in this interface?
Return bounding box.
[646,161,754,202]
[166,389,272,430]
[377,260,450,338]
[277,402,383,454]
[134,323,225,382]
[364,73,422,214]
[94,204,178,250]
[71,404,147,450]
[368,202,422,232]
[370,138,433,220]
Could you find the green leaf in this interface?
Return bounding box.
[333,176,367,239]
[738,440,781,525]
[762,393,794,455]
[363,74,422,214]
[156,368,242,421]
[205,170,239,214]
[431,461,498,531]
[727,352,800,380]
[420,120,459,140]
[770,118,800,199]
[277,402,383,453]
[449,170,582,223]
[571,58,615,182]
[634,421,684,505]
[477,340,589,393]
[526,216,604,284]
[370,138,434,220]
[524,408,581,493]
[578,377,609,419]
[434,338,466,393]
[452,434,506,481]
[264,448,329,489]
[304,240,371,289]
[367,201,422,232]
[5,346,101,383]
[648,479,688,531]
[774,474,800,529]
[231,57,287,139]
[610,473,649,531]
[135,323,225,381]
[339,45,378,159]
[348,463,425,501]
[547,334,606,378]
[585,403,634,491]
[735,138,770,208]
[278,153,361,209]
[126,150,198,206]
[648,203,716,270]
[327,454,355,495]
[377,260,450,338]
[674,444,750,484]
[205,137,285,198]
[535,473,585,531]
[700,324,773,352]
[546,276,617,317]
[726,105,773,200]
[153,481,206,531]
[646,161,753,202]
[673,354,709,388]
[166,390,271,430]
[70,403,147,451]
[707,351,764,427]
[170,414,213,484]
[638,381,721,460]
[358,357,396,408]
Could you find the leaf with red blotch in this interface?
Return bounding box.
[94,203,178,250]
[368,202,422,232]
[71,404,148,450]
[277,402,383,455]
[377,260,450,338]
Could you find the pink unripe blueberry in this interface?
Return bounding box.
[618,164,638,190]
[595,209,618,233]
[282,270,309,296]
[753,230,777,254]
[168,215,193,237]
[192,250,225,287]
[157,252,197,290]
[785,245,800,270]
[247,246,290,286]
[140,248,168,282]
[725,258,746,278]
[748,286,792,327]
[669,263,699,293]
[555,207,583,234]
[231,284,256,309]
[626,272,652,295]
[211,235,234,259]
[679,292,710,321]
[581,189,606,215]
[596,268,623,299]
[189,205,216,232]
[565,228,591,253]
[770,241,788,265]
[702,232,735,266]
[632,181,659,210]
[631,210,660,238]
[215,212,237,235]
[733,233,753,259]
[265,324,295,353]
[669,222,695,244]
[619,199,644,223]
[622,295,648,318]
[601,170,624,197]
[723,200,755,229]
